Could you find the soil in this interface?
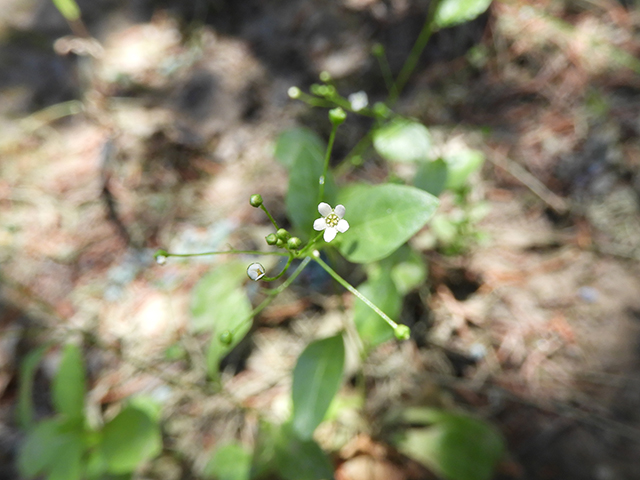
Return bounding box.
[2,0,640,479]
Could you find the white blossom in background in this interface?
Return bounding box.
[247,262,266,281]
[313,203,349,243]
[348,91,368,112]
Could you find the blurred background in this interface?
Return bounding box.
[2,0,640,479]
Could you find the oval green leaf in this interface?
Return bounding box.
[100,405,162,474]
[373,118,432,163]
[204,442,252,480]
[190,261,254,376]
[191,261,250,333]
[18,346,47,429]
[285,146,337,238]
[339,184,439,263]
[274,128,325,171]
[47,432,84,480]
[274,423,334,480]
[52,344,86,421]
[353,273,401,349]
[395,408,505,480]
[291,334,345,439]
[18,418,84,479]
[384,246,427,295]
[414,158,448,197]
[435,0,493,29]
[444,149,484,191]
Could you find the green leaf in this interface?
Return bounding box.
[204,285,252,376]
[100,405,162,474]
[434,0,492,29]
[285,144,337,238]
[249,421,279,479]
[274,423,334,480]
[353,272,401,348]
[52,344,86,421]
[18,346,47,429]
[339,184,439,263]
[18,418,84,479]
[275,127,337,237]
[52,0,81,21]
[430,215,457,244]
[444,149,484,191]
[383,245,427,295]
[204,442,252,480]
[274,128,325,171]
[18,418,62,478]
[191,261,250,333]
[373,118,432,163]
[47,431,84,480]
[414,158,448,197]
[291,334,345,439]
[190,261,254,376]
[394,408,505,480]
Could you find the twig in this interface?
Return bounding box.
[488,148,569,214]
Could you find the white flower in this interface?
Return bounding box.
[348,91,368,112]
[313,202,349,242]
[247,262,266,281]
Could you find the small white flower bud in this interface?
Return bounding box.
[288,86,301,99]
[247,262,266,281]
[348,91,368,112]
[156,255,167,265]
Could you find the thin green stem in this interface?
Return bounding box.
[297,232,324,258]
[260,204,279,230]
[318,124,338,204]
[389,0,442,104]
[376,51,397,99]
[297,91,335,108]
[334,131,373,177]
[163,249,289,258]
[231,256,312,334]
[312,253,398,330]
[262,254,294,281]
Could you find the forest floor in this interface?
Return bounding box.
[2,0,640,479]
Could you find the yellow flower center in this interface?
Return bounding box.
[326,212,339,227]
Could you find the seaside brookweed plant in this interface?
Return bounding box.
[153,1,501,472]
[21,2,505,480]
[155,97,442,359]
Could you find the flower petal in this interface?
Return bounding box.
[318,202,332,216]
[313,218,327,231]
[323,227,337,242]
[334,204,346,218]
[337,219,349,233]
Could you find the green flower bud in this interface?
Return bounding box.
[373,102,391,119]
[250,194,263,207]
[219,330,233,345]
[371,43,385,57]
[329,107,347,126]
[276,238,285,248]
[287,237,302,249]
[265,233,278,245]
[319,71,332,83]
[276,228,290,240]
[310,84,323,96]
[394,324,411,340]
